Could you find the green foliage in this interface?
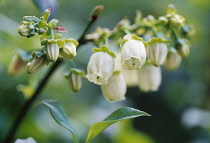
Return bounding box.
[85,107,150,143]
[39,101,79,143]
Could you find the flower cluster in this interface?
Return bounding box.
[85,4,194,101]
[11,4,194,102]
[16,9,79,74]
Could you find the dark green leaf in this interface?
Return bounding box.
[39,101,79,143]
[86,107,150,143]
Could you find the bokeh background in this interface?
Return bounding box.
[1,0,210,143]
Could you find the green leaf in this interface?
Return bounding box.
[32,0,58,20]
[39,101,79,143]
[38,21,48,28]
[85,107,150,143]
[23,16,40,23]
[48,19,59,28]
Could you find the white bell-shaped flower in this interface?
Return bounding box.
[26,52,46,74]
[148,37,168,66]
[46,40,59,62]
[101,71,126,101]
[62,39,79,59]
[137,64,162,92]
[176,39,190,58]
[165,49,182,71]
[115,53,138,87]
[86,45,115,85]
[64,68,84,92]
[18,21,34,38]
[121,34,146,70]
[8,55,27,77]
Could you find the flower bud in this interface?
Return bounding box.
[89,5,104,22]
[137,64,162,92]
[170,14,185,27]
[62,40,78,59]
[42,8,51,21]
[86,46,115,85]
[26,53,46,74]
[148,37,168,66]
[101,71,126,102]
[64,69,84,92]
[121,34,146,70]
[181,24,195,38]
[18,22,34,37]
[175,39,190,58]
[46,41,59,62]
[8,55,27,76]
[165,49,182,71]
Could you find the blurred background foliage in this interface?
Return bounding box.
[0,0,210,143]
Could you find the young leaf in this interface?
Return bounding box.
[85,107,150,143]
[33,0,58,20]
[40,101,79,143]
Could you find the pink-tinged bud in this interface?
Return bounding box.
[46,41,59,62]
[42,8,51,21]
[54,27,67,32]
[165,49,182,71]
[26,54,46,74]
[8,55,27,76]
[101,72,126,102]
[148,37,168,66]
[138,64,162,92]
[121,34,146,70]
[86,46,115,85]
[89,5,104,22]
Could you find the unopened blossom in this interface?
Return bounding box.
[138,64,162,92]
[64,68,84,92]
[121,34,146,70]
[62,40,78,59]
[86,46,115,85]
[26,53,46,74]
[46,41,59,62]
[175,39,190,58]
[101,72,126,101]
[165,49,182,71]
[170,14,185,27]
[148,37,168,66]
[18,21,34,37]
[8,55,27,76]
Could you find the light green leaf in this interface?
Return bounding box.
[85,107,150,143]
[40,101,79,143]
[23,16,40,23]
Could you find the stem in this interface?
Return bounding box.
[49,28,54,39]
[3,15,96,143]
[3,59,63,143]
[78,21,94,44]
